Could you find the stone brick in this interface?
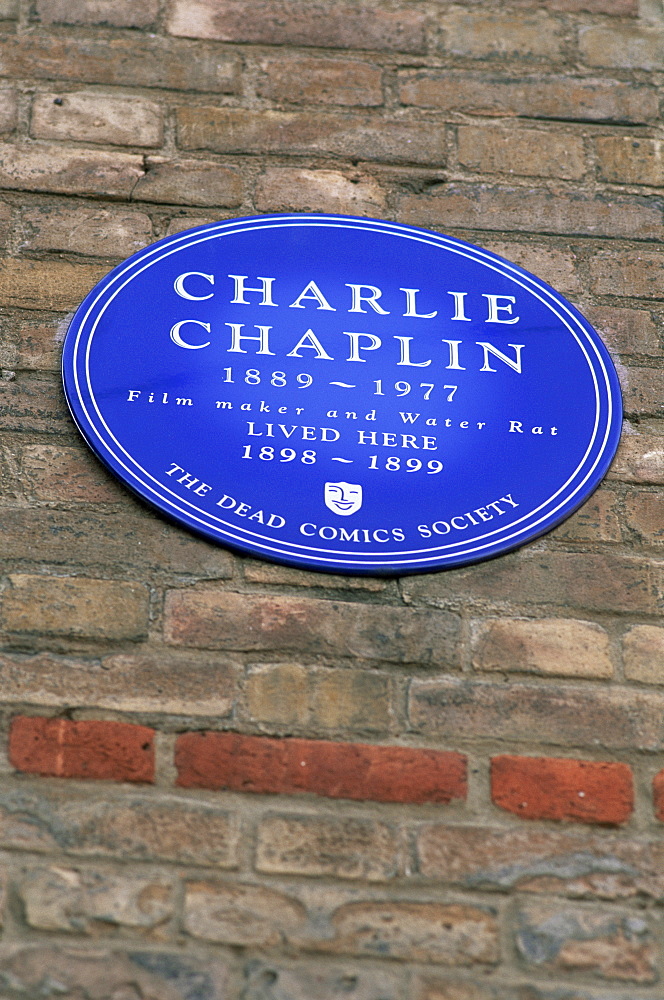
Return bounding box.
[184,881,306,946]
[0,787,239,866]
[9,716,155,782]
[457,126,585,181]
[608,423,664,484]
[256,813,399,881]
[325,901,498,965]
[480,241,582,295]
[654,770,664,820]
[0,508,235,577]
[472,618,613,679]
[21,444,124,501]
[167,0,428,53]
[0,377,71,434]
[580,26,664,71]
[0,142,144,198]
[549,489,621,543]
[1,574,149,640]
[442,10,563,61]
[132,156,243,207]
[625,490,664,544]
[0,313,62,371]
[35,0,160,27]
[243,961,402,1000]
[176,732,467,805]
[623,625,664,684]
[0,948,229,998]
[418,823,664,900]
[0,33,240,93]
[398,72,658,124]
[165,590,459,665]
[245,663,392,732]
[31,91,163,148]
[256,167,386,216]
[258,56,383,107]
[19,206,152,258]
[584,305,661,357]
[18,865,172,936]
[398,185,662,240]
[409,677,664,751]
[621,366,664,416]
[515,901,656,982]
[176,107,446,166]
[0,88,15,133]
[243,560,388,591]
[596,136,664,188]
[402,550,658,615]
[0,649,238,716]
[491,756,633,824]
[0,259,109,311]
[589,250,664,299]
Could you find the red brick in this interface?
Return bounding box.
[34,0,160,27]
[132,157,243,208]
[398,185,662,240]
[654,770,664,821]
[491,755,633,825]
[0,142,145,198]
[167,0,428,54]
[0,32,240,94]
[176,732,467,804]
[164,590,460,666]
[9,716,155,783]
[255,167,386,215]
[584,305,661,357]
[176,107,446,166]
[31,92,163,148]
[398,71,658,124]
[257,56,383,107]
[441,10,563,61]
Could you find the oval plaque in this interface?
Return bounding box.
[62,213,622,575]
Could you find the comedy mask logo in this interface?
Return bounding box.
[325,482,363,516]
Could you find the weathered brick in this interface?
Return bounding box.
[590,250,664,299]
[245,663,392,732]
[258,56,383,106]
[625,490,664,545]
[417,823,664,899]
[0,649,238,716]
[19,865,172,936]
[184,881,306,946]
[0,508,235,576]
[9,716,154,782]
[0,33,240,93]
[31,91,163,148]
[457,126,585,181]
[479,240,582,295]
[623,625,664,684]
[515,901,656,982]
[472,618,613,679]
[0,787,239,866]
[243,559,388,591]
[654,770,664,821]
[442,10,563,61]
[549,489,621,543]
[413,978,498,1000]
[21,443,124,501]
[0,949,229,999]
[0,87,15,133]
[409,677,664,750]
[0,142,144,197]
[620,366,664,416]
[0,199,11,249]
[176,732,467,804]
[0,259,108,311]
[491,756,633,824]
[596,136,664,188]
[584,305,661,357]
[0,313,61,371]
[325,902,498,965]
[19,206,152,258]
[608,422,664,484]
[0,376,71,434]
[243,961,402,1000]
[528,0,636,10]
[580,26,664,71]
[165,590,459,665]
[255,167,387,216]
[398,72,658,124]
[0,0,16,17]
[1,574,149,640]
[165,215,216,236]
[35,0,160,27]
[256,813,399,881]
[402,550,658,615]
[398,185,662,240]
[176,107,446,166]
[167,0,428,53]
[132,156,243,207]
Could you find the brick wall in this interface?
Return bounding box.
[0,0,663,996]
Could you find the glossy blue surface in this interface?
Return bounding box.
[62,213,622,575]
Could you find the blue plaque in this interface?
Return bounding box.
[62,213,622,575]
